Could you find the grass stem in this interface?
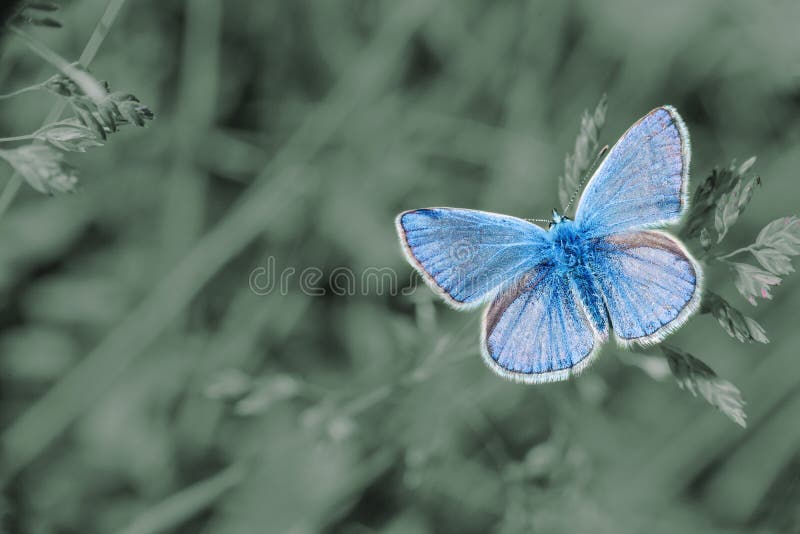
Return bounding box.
[115,463,245,534]
[8,25,106,102]
[0,84,42,100]
[0,0,129,220]
[0,134,35,143]
[717,245,754,261]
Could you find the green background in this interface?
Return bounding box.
[1,0,799,532]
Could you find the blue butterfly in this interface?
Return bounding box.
[395,106,702,383]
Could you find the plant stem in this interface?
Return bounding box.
[338,317,478,420]
[0,176,23,216]
[0,134,35,142]
[115,463,245,534]
[78,0,129,66]
[0,84,42,100]
[0,0,128,219]
[7,25,106,102]
[717,245,754,261]
[160,0,220,269]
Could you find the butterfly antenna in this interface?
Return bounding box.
[525,218,552,224]
[563,144,609,215]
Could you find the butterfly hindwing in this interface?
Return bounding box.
[589,230,701,345]
[575,106,690,238]
[396,208,550,308]
[481,267,601,383]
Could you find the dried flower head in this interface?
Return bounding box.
[33,119,104,152]
[0,144,78,194]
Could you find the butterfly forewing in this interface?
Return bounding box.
[575,106,690,237]
[396,208,550,308]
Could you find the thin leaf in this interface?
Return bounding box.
[715,176,758,243]
[735,216,800,277]
[751,248,794,275]
[25,2,60,11]
[699,227,712,250]
[13,14,62,28]
[704,292,769,343]
[731,262,781,305]
[738,155,757,175]
[681,157,756,240]
[34,119,104,152]
[204,368,252,400]
[233,375,300,416]
[558,95,607,210]
[755,215,800,255]
[617,350,672,381]
[662,345,747,427]
[0,144,78,194]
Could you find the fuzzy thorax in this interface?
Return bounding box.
[548,218,586,271]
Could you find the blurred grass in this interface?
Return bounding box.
[0,1,799,533]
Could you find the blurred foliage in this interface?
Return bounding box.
[558,94,606,213]
[0,1,800,533]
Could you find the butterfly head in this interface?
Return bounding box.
[548,216,583,269]
[549,209,571,228]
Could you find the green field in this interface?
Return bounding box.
[1,1,799,533]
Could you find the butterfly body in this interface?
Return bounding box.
[545,216,610,333]
[549,216,583,269]
[396,106,701,383]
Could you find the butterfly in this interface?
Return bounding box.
[395,106,702,383]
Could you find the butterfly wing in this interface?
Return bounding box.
[589,230,702,345]
[396,208,550,308]
[481,267,603,383]
[575,106,690,238]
